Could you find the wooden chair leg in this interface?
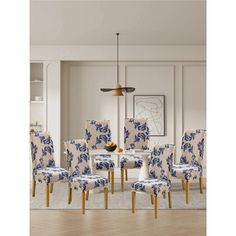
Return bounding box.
[111,171,114,194]
[121,169,124,192]
[68,187,72,204]
[168,191,172,208]
[132,191,136,213]
[186,180,190,204]
[32,180,36,197]
[108,171,111,183]
[46,183,49,207]
[50,183,54,193]
[154,196,158,219]
[82,191,85,214]
[86,191,89,200]
[125,169,128,181]
[181,180,185,191]
[199,176,203,194]
[104,187,108,209]
[150,194,154,205]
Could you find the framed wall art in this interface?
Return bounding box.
[133,95,165,136]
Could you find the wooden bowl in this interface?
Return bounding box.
[104,145,117,152]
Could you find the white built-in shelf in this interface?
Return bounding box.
[30,80,43,83]
[30,101,45,104]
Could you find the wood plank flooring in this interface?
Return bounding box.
[31,209,206,236]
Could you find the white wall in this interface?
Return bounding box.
[45,61,61,165]
[61,61,206,177]
[61,62,118,167]
[31,45,206,177]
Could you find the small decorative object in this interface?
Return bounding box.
[116,147,123,153]
[30,121,42,132]
[133,95,165,136]
[104,142,117,152]
[34,96,42,101]
[100,33,135,96]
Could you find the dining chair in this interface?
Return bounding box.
[120,118,149,191]
[131,144,175,219]
[85,120,115,194]
[171,129,206,204]
[30,131,68,207]
[64,139,108,214]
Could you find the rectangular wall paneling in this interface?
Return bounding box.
[61,61,206,178]
[182,63,206,175]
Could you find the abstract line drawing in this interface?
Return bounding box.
[133,95,165,136]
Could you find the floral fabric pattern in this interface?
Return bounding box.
[120,155,143,169]
[131,144,175,197]
[64,139,108,191]
[30,131,68,183]
[71,174,108,191]
[124,118,149,150]
[94,155,115,170]
[85,120,111,150]
[121,118,150,169]
[132,179,170,196]
[171,164,199,181]
[171,129,206,181]
[85,120,115,171]
[34,167,68,184]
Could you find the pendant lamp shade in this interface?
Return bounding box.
[112,83,124,96]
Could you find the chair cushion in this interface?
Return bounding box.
[131,178,170,197]
[70,174,108,191]
[94,155,115,170]
[171,164,200,181]
[120,155,143,169]
[34,167,68,184]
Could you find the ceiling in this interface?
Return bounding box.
[30,0,206,45]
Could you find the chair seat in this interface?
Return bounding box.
[131,178,170,197]
[34,167,68,184]
[94,155,115,170]
[171,164,200,181]
[120,155,143,169]
[70,174,108,191]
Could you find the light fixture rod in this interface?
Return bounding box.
[116,33,119,83]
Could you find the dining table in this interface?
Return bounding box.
[90,149,152,180]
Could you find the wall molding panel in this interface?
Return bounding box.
[61,61,206,178]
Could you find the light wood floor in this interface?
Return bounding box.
[30,209,206,236]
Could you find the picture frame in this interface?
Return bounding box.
[133,95,165,136]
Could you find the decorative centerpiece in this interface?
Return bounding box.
[104,142,117,152]
[116,147,123,153]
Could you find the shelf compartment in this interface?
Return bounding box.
[30,101,45,104]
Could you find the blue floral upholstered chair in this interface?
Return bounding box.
[131,144,175,219]
[30,131,68,207]
[64,139,108,214]
[171,129,206,204]
[85,120,115,194]
[120,118,149,192]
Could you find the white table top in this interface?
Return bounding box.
[90,149,152,156]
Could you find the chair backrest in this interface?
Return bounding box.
[30,131,55,171]
[85,120,111,150]
[124,118,149,150]
[180,129,206,170]
[149,144,175,182]
[64,139,91,178]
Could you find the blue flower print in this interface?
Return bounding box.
[198,139,205,157]
[130,143,135,149]
[85,129,92,141]
[124,127,130,143]
[138,123,147,131]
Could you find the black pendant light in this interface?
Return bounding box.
[100,33,135,96]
